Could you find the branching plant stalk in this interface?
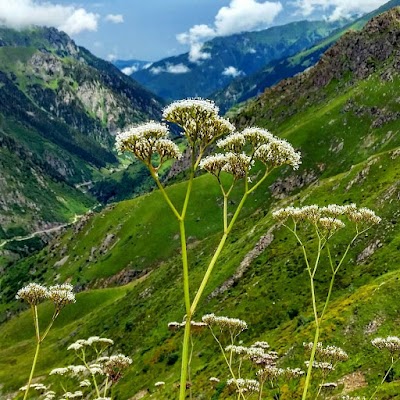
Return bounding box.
[209,328,246,400]
[369,356,399,399]
[23,305,41,400]
[301,228,362,399]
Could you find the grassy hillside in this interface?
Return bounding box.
[0,26,163,239]
[1,8,400,400]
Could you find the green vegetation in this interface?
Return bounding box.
[2,6,400,400]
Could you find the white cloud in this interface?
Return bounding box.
[143,62,153,69]
[294,0,387,21]
[166,63,190,74]
[222,66,244,77]
[150,66,164,75]
[177,0,282,62]
[0,0,99,35]
[105,13,124,24]
[106,53,117,61]
[122,65,139,75]
[214,0,283,36]
[150,63,191,75]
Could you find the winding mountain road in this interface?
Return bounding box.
[0,214,81,249]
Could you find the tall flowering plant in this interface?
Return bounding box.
[16,283,76,400]
[116,98,300,399]
[272,204,381,399]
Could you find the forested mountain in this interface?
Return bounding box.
[131,20,348,100]
[0,26,163,239]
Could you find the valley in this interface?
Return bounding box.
[1,2,400,400]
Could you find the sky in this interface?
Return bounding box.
[0,0,391,62]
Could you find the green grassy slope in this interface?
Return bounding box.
[1,9,400,400]
[0,26,163,238]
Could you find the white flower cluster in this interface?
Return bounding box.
[341,396,366,400]
[256,366,284,381]
[254,138,301,169]
[227,378,260,393]
[103,354,133,382]
[60,391,83,399]
[115,121,181,167]
[79,379,91,387]
[272,203,381,229]
[43,390,56,400]
[167,320,207,331]
[16,283,49,305]
[48,284,76,310]
[256,366,304,382]
[163,98,233,147]
[67,337,114,351]
[304,360,334,371]
[202,313,247,335]
[303,342,348,362]
[154,381,165,387]
[16,282,75,308]
[251,341,270,350]
[209,377,220,383]
[202,126,300,180]
[225,344,278,366]
[49,365,86,376]
[372,336,400,353]
[19,383,47,391]
[320,382,338,390]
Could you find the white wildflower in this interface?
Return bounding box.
[16,283,48,305]
[48,283,75,310]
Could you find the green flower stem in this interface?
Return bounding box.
[258,381,265,400]
[190,194,246,316]
[150,169,181,221]
[104,376,109,397]
[209,328,246,400]
[79,352,101,398]
[302,324,320,400]
[191,168,271,317]
[369,357,398,399]
[179,168,196,400]
[23,305,41,400]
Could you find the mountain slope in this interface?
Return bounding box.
[131,20,347,100]
[0,27,163,238]
[1,8,400,399]
[212,0,400,113]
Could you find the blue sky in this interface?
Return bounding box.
[0,0,390,61]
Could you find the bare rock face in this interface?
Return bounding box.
[269,170,317,199]
[208,226,275,300]
[357,239,382,263]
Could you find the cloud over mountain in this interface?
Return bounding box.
[0,0,99,35]
[177,0,283,62]
[294,0,387,20]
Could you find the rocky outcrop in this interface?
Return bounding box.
[208,226,275,299]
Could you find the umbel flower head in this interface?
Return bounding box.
[272,203,381,230]
[103,354,132,383]
[202,313,247,336]
[372,336,400,353]
[201,126,300,182]
[48,284,76,311]
[115,121,182,168]
[16,283,48,305]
